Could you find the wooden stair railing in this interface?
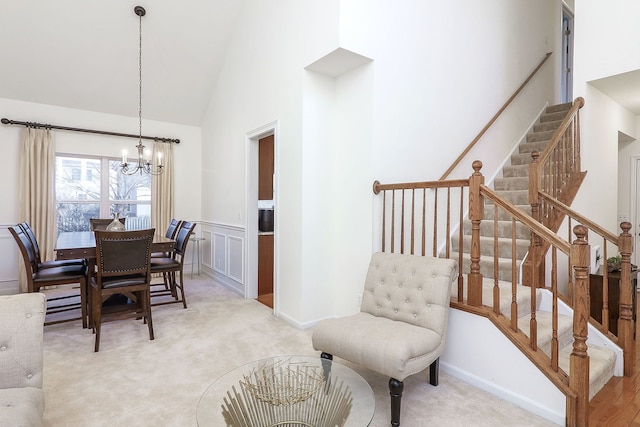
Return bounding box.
[538,192,635,376]
[440,52,552,180]
[374,161,594,427]
[525,97,586,287]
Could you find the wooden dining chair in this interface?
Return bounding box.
[9,225,89,328]
[152,218,181,258]
[150,221,196,308]
[90,217,126,231]
[91,229,155,352]
[18,222,85,270]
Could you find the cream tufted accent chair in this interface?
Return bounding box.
[312,252,457,427]
[0,292,46,427]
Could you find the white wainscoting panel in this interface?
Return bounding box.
[199,222,245,296]
[201,230,213,270]
[213,232,227,275]
[227,235,244,283]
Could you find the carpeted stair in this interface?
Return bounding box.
[450,102,617,400]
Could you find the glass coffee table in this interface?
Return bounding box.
[196,355,374,426]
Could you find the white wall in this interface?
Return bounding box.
[0,97,202,294]
[200,0,560,326]
[571,0,640,237]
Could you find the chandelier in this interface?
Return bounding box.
[121,6,164,176]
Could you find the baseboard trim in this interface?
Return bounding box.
[440,362,564,425]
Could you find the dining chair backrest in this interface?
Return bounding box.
[94,229,155,279]
[9,225,37,274]
[18,222,43,265]
[90,217,126,231]
[174,222,196,257]
[166,219,181,239]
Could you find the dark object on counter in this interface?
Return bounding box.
[259,209,274,232]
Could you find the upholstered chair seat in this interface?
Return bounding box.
[312,251,458,427]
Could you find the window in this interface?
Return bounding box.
[56,155,152,232]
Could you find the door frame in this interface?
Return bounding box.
[246,121,278,312]
[561,5,574,103]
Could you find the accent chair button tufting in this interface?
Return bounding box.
[26,313,32,318]
[26,374,33,379]
[0,346,6,351]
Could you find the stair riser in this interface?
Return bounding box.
[485,190,529,205]
[463,220,531,240]
[502,165,529,178]
[540,110,569,123]
[533,119,564,132]
[484,206,532,221]
[454,254,523,282]
[494,177,529,191]
[519,140,549,154]
[452,235,529,259]
[545,102,572,113]
[527,130,556,143]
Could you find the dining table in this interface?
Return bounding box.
[55,230,175,263]
[55,230,176,327]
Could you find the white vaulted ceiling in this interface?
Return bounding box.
[0,0,246,126]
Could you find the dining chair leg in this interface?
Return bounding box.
[145,289,154,341]
[94,294,102,352]
[179,269,187,309]
[81,278,88,329]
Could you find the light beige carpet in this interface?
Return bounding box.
[41,277,557,426]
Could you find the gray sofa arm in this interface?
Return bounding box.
[0,293,46,390]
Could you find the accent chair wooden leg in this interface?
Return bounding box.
[389,377,403,427]
[429,357,439,386]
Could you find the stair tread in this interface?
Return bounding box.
[558,343,617,400]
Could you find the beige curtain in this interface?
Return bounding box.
[151,140,174,236]
[18,127,56,292]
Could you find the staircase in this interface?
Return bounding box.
[373,92,635,424]
[451,102,618,401]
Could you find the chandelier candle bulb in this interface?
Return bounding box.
[158,152,163,166]
[122,150,127,165]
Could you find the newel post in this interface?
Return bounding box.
[570,225,590,427]
[523,151,544,288]
[468,160,484,306]
[618,221,635,376]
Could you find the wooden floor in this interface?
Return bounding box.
[257,293,273,309]
[589,290,640,426]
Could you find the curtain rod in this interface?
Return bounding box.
[0,117,180,144]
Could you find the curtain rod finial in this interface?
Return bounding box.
[1,118,10,125]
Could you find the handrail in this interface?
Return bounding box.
[481,186,571,254]
[536,97,585,167]
[538,191,618,243]
[440,52,552,180]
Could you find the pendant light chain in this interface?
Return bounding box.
[139,11,143,144]
[121,6,163,175]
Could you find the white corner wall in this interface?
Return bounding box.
[571,0,640,232]
[200,0,562,326]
